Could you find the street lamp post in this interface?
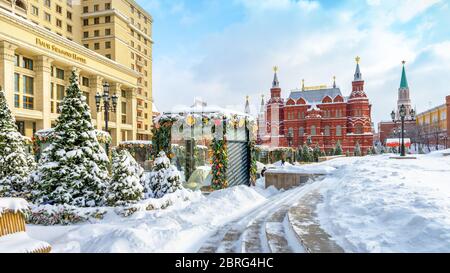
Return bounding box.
[307,136,312,146]
[287,131,293,147]
[95,82,118,156]
[391,105,415,157]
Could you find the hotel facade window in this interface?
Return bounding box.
[23,58,33,70]
[45,13,51,22]
[32,6,39,16]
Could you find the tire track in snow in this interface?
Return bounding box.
[197,179,324,253]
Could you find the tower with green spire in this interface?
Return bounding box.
[400,61,409,89]
[397,61,412,119]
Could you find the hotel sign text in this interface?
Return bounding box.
[36,38,87,64]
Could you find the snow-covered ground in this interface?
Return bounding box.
[315,150,450,253]
[23,150,450,253]
[28,185,278,253]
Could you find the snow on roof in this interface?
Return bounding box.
[36,128,111,138]
[386,138,411,144]
[0,198,29,215]
[119,141,153,145]
[167,104,253,117]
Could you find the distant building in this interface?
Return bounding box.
[258,57,374,154]
[415,96,449,149]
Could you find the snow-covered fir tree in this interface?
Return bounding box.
[334,141,343,156]
[31,71,110,207]
[301,144,312,162]
[147,151,182,199]
[354,142,362,157]
[0,88,35,198]
[107,149,144,206]
[312,145,321,162]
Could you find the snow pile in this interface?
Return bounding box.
[267,163,337,175]
[118,188,202,217]
[0,198,29,215]
[28,185,273,253]
[0,232,50,253]
[316,154,450,253]
[254,178,279,198]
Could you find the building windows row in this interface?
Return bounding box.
[83,29,111,38]
[83,3,111,13]
[32,5,72,21]
[286,109,346,120]
[290,125,343,137]
[83,16,111,26]
[14,55,34,70]
[84,41,112,51]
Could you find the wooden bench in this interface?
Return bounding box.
[0,199,51,253]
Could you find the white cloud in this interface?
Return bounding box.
[366,0,381,6]
[395,0,441,23]
[237,0,319,12]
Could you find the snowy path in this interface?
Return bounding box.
[198,180,324,253]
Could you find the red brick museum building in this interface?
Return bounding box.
[258,58,374,154]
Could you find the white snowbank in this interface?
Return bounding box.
[28,186,275,253]
[316,154,450,253]
[0,198,29,215]
[0,232,50,253]
[267,163,337,175]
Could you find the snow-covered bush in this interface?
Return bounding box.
[354,142,362,156]
[301,144,312,162]
[27,204,107,226]
[145,151,183,199]
[313,145,322,162]
[0,88,35,198]
[30,71,110,207]
[107,150,144,206]
[334,141,343,156]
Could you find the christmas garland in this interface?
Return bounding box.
[249,140,257,186]
[210,136,228,190]
[151,121,173,159]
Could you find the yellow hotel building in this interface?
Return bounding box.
[0,0,153,145]
[416,96,450,147]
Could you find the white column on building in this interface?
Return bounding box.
[129,88,137,140]
[0,41,18,112]
[35,56,54,130]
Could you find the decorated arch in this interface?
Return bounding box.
[152,106,257,190]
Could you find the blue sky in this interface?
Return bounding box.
[137,0,450,124]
